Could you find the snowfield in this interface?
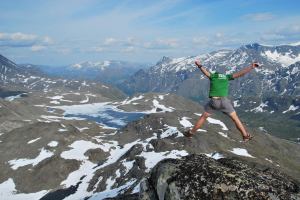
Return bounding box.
[0,178,48,200]
[229,148,255,158]
[8,148,54,170]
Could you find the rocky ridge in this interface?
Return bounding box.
[140,154,300,200]
[1,88,300,200]
[0,53,299,200]
[0,54,125,100]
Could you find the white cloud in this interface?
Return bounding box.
[31,45,46,52]
[215,32,223,38]
[124,37,139,46]
[79,46,105,53]
[43,36,54,44]
[122,46,135,53]
[11,32,37,41]
[193,36,210,45]
[103,37,118,45]
[0,33,5,39]
[0,32,53,48]
[192,33,242,48]
[144,38,178,49]
[260,33,285,41]
[56,48,71,55]
[93,47,104,52]
[243,12,274,21]
[0,32,37,41]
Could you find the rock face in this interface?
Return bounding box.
[140,154,300,200]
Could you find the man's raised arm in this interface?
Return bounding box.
[195,60,210,78]
[232,62,260,79]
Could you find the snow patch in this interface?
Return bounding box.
[233,100,240,107]
[250,101,268,113]
[61,140,100,160]
[48,95,63,100]
[4,94,24,101]
[80,95,89,104]
[229,148,255,158]
[265,158,273,163]
[179,117,193,128]
[218,132,228,138]
[160,125,183,138]
[194,113,228,130]
[151,100,173,112]
[27,137,41,144]
[121,160,135,175]
[121,95,144,105]
[139,150,188,172]
[205,152,224,160]
[0,178,48,200]
[207,117,228,131]
[282,105,299,113]
[88,179,136,200]
[76,127,89,132]
[158,95,164,100]
[289,41,300,46]
[48,141,58,147]
[8,148,54,170]
[50,100,60,104]
[61,139,139,199]
[262,50,300,67]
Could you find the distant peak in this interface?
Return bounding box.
[244,43,261,49]
[157,56,172,65]
[71,61,112,69]
[289,41,300,46]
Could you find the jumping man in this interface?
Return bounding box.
[184,60,260,142]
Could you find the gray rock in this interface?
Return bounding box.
[141,154,300,200]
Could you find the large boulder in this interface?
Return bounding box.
[140,154,300,200]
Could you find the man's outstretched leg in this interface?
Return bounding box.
[229,111,252,141]
[184,112,211,137]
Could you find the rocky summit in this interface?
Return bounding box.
[140,154,300,200]
[0,53,299,200]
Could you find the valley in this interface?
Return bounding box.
[0,43,299,199]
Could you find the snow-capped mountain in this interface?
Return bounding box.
[71,60,113,70]
[121,42,300,101]
[0,52,299,200]
[27,60,148,86]
[0,54,125,100]
[119,43,300,139]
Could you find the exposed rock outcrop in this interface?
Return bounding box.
[140,154,300,200]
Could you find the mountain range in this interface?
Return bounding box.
[21,60,148,86]
[0,44,299,200]
[0,54,125,101]
[119,43,300,141]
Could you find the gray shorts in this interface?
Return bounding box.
[204,97,235,115]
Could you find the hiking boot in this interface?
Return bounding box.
[242,133,253,142]
[183,129,194,138]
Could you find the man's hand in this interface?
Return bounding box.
[195,60,210,78]
[195,60,202,68]
[233,62,260,79]
[251,62,260,68]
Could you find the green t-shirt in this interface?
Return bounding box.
[209,73,234,97]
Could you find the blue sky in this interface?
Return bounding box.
[0,0,300,65]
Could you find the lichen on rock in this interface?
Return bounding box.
[140,154,300,200]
